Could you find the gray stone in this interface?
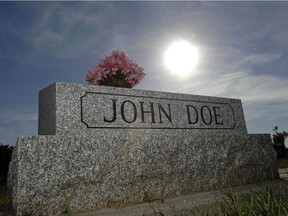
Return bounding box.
[8,133,277,216]
[8,82,278,216]
[38,82,247,136]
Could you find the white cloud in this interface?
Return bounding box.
[238,53,281,66]
[0,110,37,124]
[174,65,288,103]
[31,2,116,59]
[35,29,63,49]
[244,101,288,121]
[0,110,38,145]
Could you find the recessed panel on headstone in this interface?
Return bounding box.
[81,92,235,129]
[38,82,247,135]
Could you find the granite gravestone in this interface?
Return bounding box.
[8,82,278,216]
[38,82,247,135]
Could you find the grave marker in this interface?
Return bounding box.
[38,82,247,135]
[9,82,278,216]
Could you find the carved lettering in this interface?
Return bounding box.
[158,103,172,123]
[186,105,198,124]
[201,106,212,125]
[187,105,223,126]
[140,102,156,123]
[81,92,236,129]
[103,99,117,123]
[121,100,137,123]
[213,106,223,125]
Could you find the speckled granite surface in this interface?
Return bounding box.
[8,134,277,216]
[38,82,247,136]
[8,82,278,216]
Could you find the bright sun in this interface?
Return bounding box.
[164,40,199,76]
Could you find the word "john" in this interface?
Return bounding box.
[104,99,172,124]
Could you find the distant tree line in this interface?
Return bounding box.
[0,144,14,185]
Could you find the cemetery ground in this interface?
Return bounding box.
[0,159,287,216]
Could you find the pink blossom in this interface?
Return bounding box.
[85,50,145,88]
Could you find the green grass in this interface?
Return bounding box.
[2,185,288,216]
[195,159,288,215]
[216,185,288,216]
[278,159,288,169]
[63,191,72,216]
[190,183,288,216]
[60,176,288,216]
[150,179,288,216]
[0,191,9,205]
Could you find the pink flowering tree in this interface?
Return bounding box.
[86,50,145,88]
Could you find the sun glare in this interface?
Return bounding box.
[164,40,199,76]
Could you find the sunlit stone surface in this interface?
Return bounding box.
[8,82,278,216]
[38,82,247,135]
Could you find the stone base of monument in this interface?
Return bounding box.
[8,134,277,216]
[8,83,278,216]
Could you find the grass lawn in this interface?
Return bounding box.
[278,158,288,169]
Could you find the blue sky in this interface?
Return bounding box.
[1,1,288,146]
